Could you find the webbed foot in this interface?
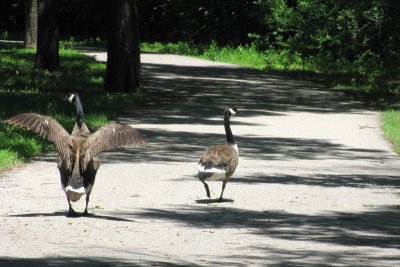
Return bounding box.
[67,207,79,217]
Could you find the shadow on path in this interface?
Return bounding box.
[8,211,133,222]
[130,204,400,250]
[0,257,197,267]
[141,62,367,115]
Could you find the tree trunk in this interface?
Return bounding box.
[105,0,141,93]
[35,0,59,71]
[24,0,38,49]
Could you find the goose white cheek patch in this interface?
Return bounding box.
[68,94,75,103]
[229,108,236,115]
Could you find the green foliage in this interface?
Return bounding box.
[138,0,265,45]
[141,42,201,56]
[256,0,400,98]
[201,43,266,69]
[141,42,266,70]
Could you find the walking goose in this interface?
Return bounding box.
[5,93,146,216]
[197,107,239,201]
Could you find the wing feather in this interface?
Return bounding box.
[81,122,145,171]
[4,113,73,168]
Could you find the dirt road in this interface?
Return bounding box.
[1,53,399,266]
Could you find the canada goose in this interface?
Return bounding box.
[5,93,145,217]
[197,107,239,201]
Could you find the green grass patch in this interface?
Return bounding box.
[0,122,53,169]
[0,48,106,92]
[141,42,267,69]
[0,47,146,170]
[0,149,20,169]
[382,110,400,153]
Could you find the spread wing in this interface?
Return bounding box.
[4,113,73,168]
[81,122,146,171]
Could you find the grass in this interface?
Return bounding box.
[382,110,400,153]
[141,42,267,69]
[0,46,146,170]
[0,48,106,92]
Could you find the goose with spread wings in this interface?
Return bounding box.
[4,93,146,217]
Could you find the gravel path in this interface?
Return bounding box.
[1,53,399,266]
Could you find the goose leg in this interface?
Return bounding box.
[201,180,211,198]
[218,180,228,202]
[67,195,78,217]
[83,193,91,216]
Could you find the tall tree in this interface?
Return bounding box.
[35,0,59,71]
[105,0,141,93]
[24,0,38,48]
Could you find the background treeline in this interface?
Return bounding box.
[0,0,265,45]
[1,0,399,98]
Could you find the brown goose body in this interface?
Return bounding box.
[198,144,238,181]
[197,107,239,201]
[4,94,145,216]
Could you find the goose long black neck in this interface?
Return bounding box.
[73,95,84,127]
[224,111,235,145]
